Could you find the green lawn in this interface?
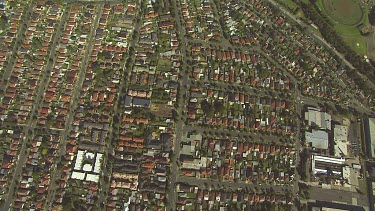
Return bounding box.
[156,58,172,71]
[321,0,363,26]
[343,35,367,55]
[334,19,367,55]
[316,0,369,55]
[275,0,298,11]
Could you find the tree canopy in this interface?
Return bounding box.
[369,6,375,25]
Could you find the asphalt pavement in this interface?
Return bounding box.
[2,4,71,210]
[178,176,292,193]
[0,1,35,97]
[309,187,369,208]
[43,4,104,209]
[167,0,190,210]
[264,0,375,116]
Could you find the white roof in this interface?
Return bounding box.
[93,154,103,173]
[86,174,99,182]
[71,171,85,180]
[312,154,345,176]
[83,164,93,172]
[305,108,331,130]
[181,158,206,170]
[74,150,85,170]
[314,168,341,175]
[313,155,345,164]
[157,176,167,182]
[366,118,375,158]
[334,125,348,157]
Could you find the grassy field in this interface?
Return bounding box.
[275,0,298,11]
[275,0,306,19]
[316,0,369,55]
[322,0,363,26]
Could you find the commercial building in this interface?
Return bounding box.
[71,150,103,183]
[311,154,345,176]
[333,125,348,157]
[364,118,375,158]
[306,130,329,150]
[305,107,331,130]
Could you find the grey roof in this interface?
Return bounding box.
[306,130,328,149]
[124,96,133,107]
[364,118,375,158]
[181,144,195,156]
[305,107,331,130]
[132,97,150,108]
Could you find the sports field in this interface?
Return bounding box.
[322,0,364,26]
[316,0,368,55]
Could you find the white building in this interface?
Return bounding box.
[333,125,348,157]
[71,150,103,183]
[311,154,345,176]
[305,107,331,130]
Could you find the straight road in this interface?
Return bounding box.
[264,0,375,114]
[183,125,294,145]
[43,4,104,209]
[97,1,143,207]
[167,0,190,210]
[178,176,292,193]
[0,1,35,94]
[263,0,355,70]
[293,83,302,210]
[309,187,369,207]
[2,5,70,210]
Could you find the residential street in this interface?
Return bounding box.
[264,0,375,112]
[43,4,104,209]
[167,0,189,210]
[2,4,70,210]
[0,1,35,95]
[0,0,374,210]
[96,1,143,207]
[178,176,292,193]
[0,1,35,91]
[263,0,354,70]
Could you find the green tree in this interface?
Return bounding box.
[213,101,225,114]
[201,100,214,117]
[369,6,375,25]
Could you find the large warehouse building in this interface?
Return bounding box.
[364,118,375,159]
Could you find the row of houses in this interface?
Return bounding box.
[179,134,295,184]
[108,1,179,210]
[181,0,222,41]
[0,129,23,197]
[0,0,29,67]
[11,133,62,210]
[187,86,296,135]
[0,3,64,208]
[55,3,135,210]
[176,183,291,210]
[190,45,292,91]
[0,3,62,125]
[218,0,367,106]
[37,4,95,129]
